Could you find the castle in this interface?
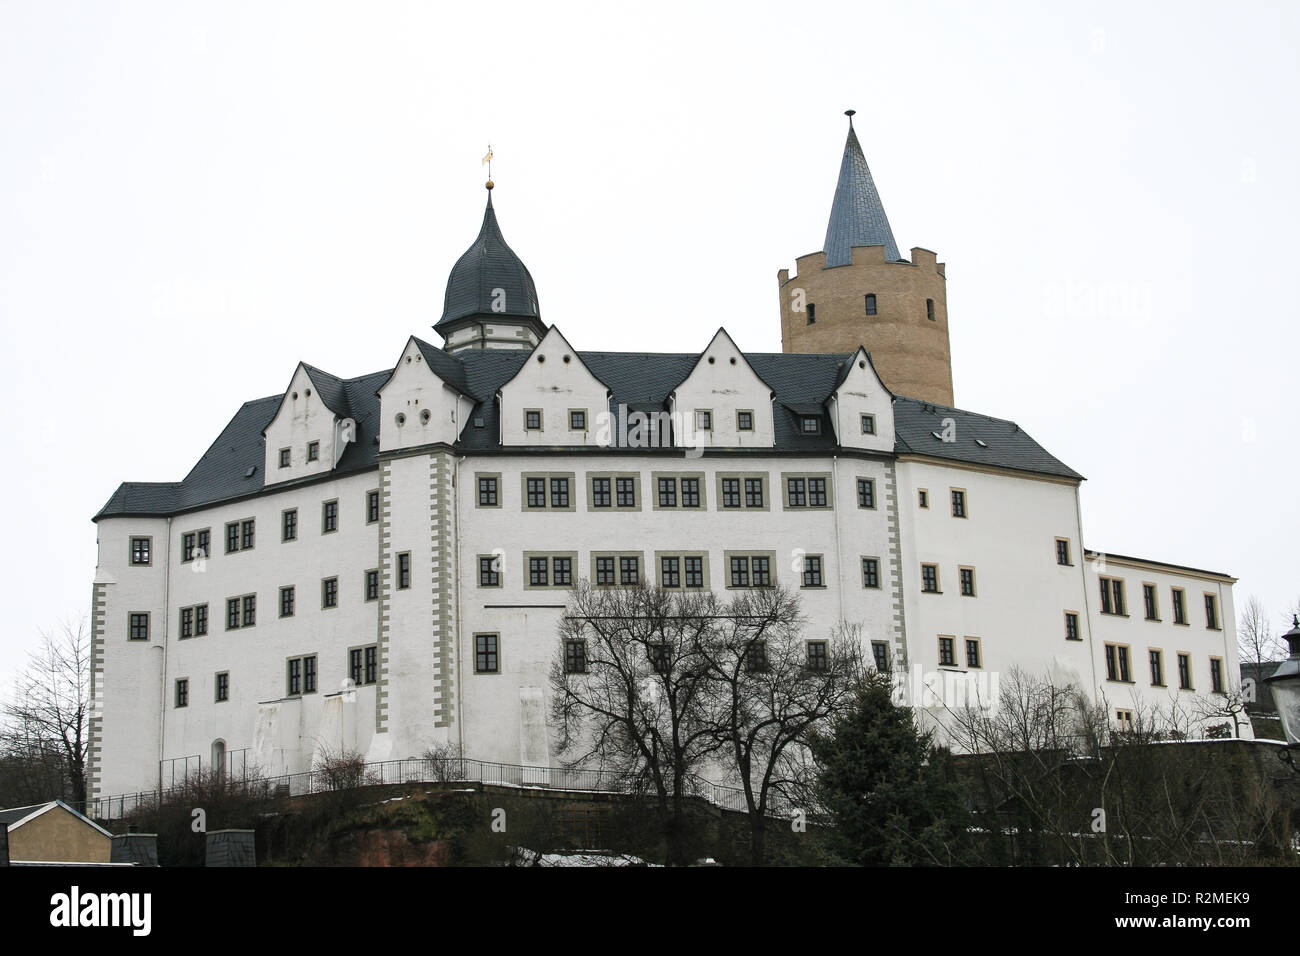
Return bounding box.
[87,115,1244,804]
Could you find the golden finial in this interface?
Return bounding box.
[482,145,494,189]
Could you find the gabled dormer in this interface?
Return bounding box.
[498,326,611,446]
[263,363,357,485]
[827,346,894,453]
[669,328,775,449]
[377,338,475,453]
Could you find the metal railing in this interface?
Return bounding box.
[81,755,789,821]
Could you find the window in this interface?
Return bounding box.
[800,416,820,434]
[785,476,829,509]
[226,522,239,553]
[865,293,877,315]
[1210,657,1224,694]
[175,679,188,708]
[619,556,640,586]
[856,478,876,509]
[965,638,982,669]
[569,409,587,431]
[959,567,976,597]
[322,577,338,609]
[616,477,636,508]
[860,413,876,435]
[1104,644,1132,683]
[649,643,672,675]
[477,476,499,507]
[551,477,571,509]
[1099,577,1126,616]
[180,606,194,639]
[526,477,546,508]
[307,440,320,462]
[806,641,828,672]
[282,509,298,542]
[1177,653,1192,690]
[182,529,210,563]
[745,478,764,508]
[721,478,740,508]
[242,594,256,627]
[1055,538,1071,566]
[397,552,411,589]
[553,557,573,586]
[1204,593,1219,630]
[591,477,611,508]
[195,604,208,636]
[1149,649,1164,687]
[737,410,753,431]
[918,489,929,509]
[226,518,255,552]
[806,303,816,325]
[921,564,939,593]
[287,655,318,696]
[365,569,379,601]
[227,598,240,630]
[862,557,881,589]
[787,478,805,508]
[728,554,773,588]
[130,536,151,566]
[525,410,542,431]
[695,410,712,431]
[743,641,769,673]
[479,555,500,587]
[595,556,615,587]
[751,556,771,587]
[529,557,548,587]
[657,478,677,508]
[350,646,379,686]
[475,634,500,674]
[1116,709,1134,733]
[564,640,587,675]
[1143,584,1158,621]
[367,490,380,524]
[802,555,824,588]
[280,586,295,618]
[681,478,700,508]
[950,489,966,518]
[926,298,935,321]
[279,448,291,468]
[938,637,955,668]
[661,556,682,588]
[129,613,149,641]
[322,499,338,533]
[1171,588,1187,625]
[215,672,229,702]
[1065,611,1080,641]
[871,641,890,672]
[683,556,703,588]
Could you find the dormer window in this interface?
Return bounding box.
[860,414,875,435]
[307,441,320,462]
[865,294,877,315]
[278,448,291,468]
[525,410,542,431]
[801,416,820,434]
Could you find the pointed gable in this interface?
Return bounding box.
[378,337,476,452]
[262,362,357,483]
[828,346,895,452]
[669,328,775,449]
[498,326,612,446]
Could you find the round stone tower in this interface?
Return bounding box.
[778,113,954,406]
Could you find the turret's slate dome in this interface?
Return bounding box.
[435,191,542,335]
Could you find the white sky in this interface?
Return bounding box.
[2,1,1297,693]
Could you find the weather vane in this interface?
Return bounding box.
[482,144,494,189]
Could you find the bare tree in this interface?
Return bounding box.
[1238,595,1282,665]
[2,617,91,805]
[696,585,863,864]
[550,581,722,865]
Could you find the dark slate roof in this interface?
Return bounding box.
[0,803,50,829]
[824,119,902,266]
[435,191,543,332]
[893,397,1084,481]
[95,346,1081,520]
[301,364,351,419]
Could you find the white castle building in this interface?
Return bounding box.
[88,123,1244,802]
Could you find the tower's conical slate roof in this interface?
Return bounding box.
[436,190,541,332]
[823,118,902,266]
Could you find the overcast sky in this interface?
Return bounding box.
[2,1,1297,693]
